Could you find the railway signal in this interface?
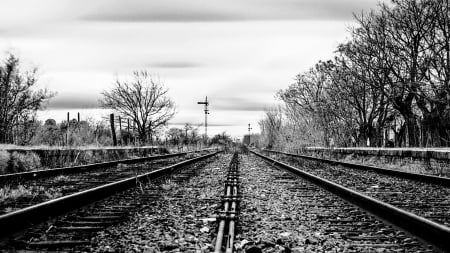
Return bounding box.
[248,123,253,145]
[197,96,209,142]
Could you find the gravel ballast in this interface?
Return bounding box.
[18,152,434,252]
[271,153,450,227]
[235,154,433,252]
[90,154,232,252]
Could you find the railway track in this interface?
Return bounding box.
[263,150,450,227]
[3,149,447,252]
[0,149,214,215]
[0,148,216,183]
[0,150,221,246]
[263,149,450,186]
[214,153,241,253]
[251,150,450,252]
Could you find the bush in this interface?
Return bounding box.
[81,150,94,165]
[10,151,41,172]
[0,150,10,174]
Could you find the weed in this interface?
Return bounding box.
[43,187,63,199]
[0,184,63,203]
[0,150,10,174]
[161,178,177,191]
[0,185,34,202]
[53,175,69,182]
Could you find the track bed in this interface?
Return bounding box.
[0,153,228,251]
[0,153,202,215]
[267,151,450,227]
[237,153,434,252]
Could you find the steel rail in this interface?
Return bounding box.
[214,184,230,253]
[0,148,216,183]
[225,182,238,253]
[252,150,450,252]
[215,153,240,253]
[0,151,220,239]
[264,149,450,187]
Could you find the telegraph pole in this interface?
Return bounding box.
[248,123,252,145]
[197,96,209,143]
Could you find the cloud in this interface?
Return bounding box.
[47,94,100,109]
[213,96,268,111]
[150,61,200,69]
[0,0,383,139]
[80,0,380,22]
[170,122,237,127]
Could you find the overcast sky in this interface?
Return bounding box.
[0,0,382,139]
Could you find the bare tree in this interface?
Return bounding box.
[101,71,176,144]
[271,0,450,149]
[278,61,343,146]
[0,53,54,144]
[421,0,450,146]
[258,106,283,149]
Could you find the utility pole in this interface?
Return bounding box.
[248,123,252,146]
[110,113,117,146]
[197,96,209,143]
[119,116,122,146]
[127,118,130,145]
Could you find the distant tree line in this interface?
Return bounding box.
[9,116,222,148]
[260,0,450,148]
[0,54,224,148]
[0,115,115,146]
[34,118,113,146]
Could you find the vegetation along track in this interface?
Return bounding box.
[0,150,220,244]
[263,150,450,227]
[252,150,450,252]
[0,149,214,215]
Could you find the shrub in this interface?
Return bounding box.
[10,151,41,172]
[81,150,94,164]
[0,150,10,174]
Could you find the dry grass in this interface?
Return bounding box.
[340,155,439,175]
[10,152,41,172]
[0,184,63,203]
[0,185,34,202]
[306,146,450,151]
[0,144,160,151]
